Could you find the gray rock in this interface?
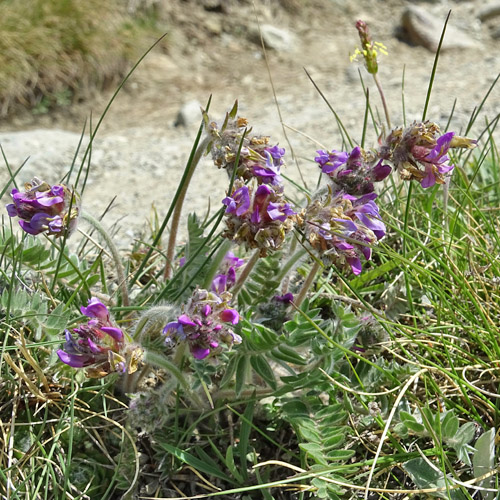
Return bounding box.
[253,24,296,52]
[478,1,500,21]
[401,5,478,51]
[492,26,500,38]
[174,100,203,127]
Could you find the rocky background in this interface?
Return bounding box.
[1,0,499,246]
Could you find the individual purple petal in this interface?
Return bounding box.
[81,298,109,321]
[266,145,285,163]
[420,167,437,189]
[426,132,454,162]
[6,204,18,217]
[100,326,124,342]
[255,184,273,198]
[267,203,287,221]
[18,215,50,235]
[202,304,212,317]
[224,252,244,268]
[35,192,64,207]
[347,256,362,275]
[47,216,63,233]
[51,185,65,197]
[220,309,239,325]
[227,267,236,287]
[371,160,392,181]
[335,240,354,250]
[355,212,386,239]
[86,338,102,354]
[361,245,372,260]
[332,218,358,233]
[211,274,228,294]
[178,314,196,326]
[275,292,294,303]
[191,345,211,359]
[57,349,90,368]
[251,206,261,224]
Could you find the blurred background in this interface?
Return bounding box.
[0,0,498,242]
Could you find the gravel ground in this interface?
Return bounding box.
[1,0,498,248]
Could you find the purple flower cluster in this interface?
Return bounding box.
[304,190,385,275]
[211,251,245,294]
[208,110,286,186]
[381,121,477,188]
[163,289,241,360]
[6,178,80,236]
[222,180,296,255]
[57,298,142,378]
[315,146,391,195]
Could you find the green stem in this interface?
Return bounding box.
[145,349,205,408]
[294,260,321,308]
[202,239,233,289]
[372,73,391,131]
[81,210,129,307]
[230,248,260,299]
[164,136,211,280]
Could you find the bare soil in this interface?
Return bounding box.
[1,0,498,244]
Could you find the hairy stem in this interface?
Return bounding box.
[164,136,211,280]
[294,260,321,308]
[373,73,391,131]
[230,248,260,299]
[145,349,205,408]
[81,210,129,307]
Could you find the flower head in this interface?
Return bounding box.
[6,178,80,237]
[315,146,391,195]
[57,298,142,378]
[381,122,477,188]
[222,180,296,255]
[350,20,387,74]
[163,288,241,359]
[304,189,385,275]
[206,102,285,187]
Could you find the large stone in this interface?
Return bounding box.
[174,100,203,128]
[251,24,297,52]
[401,5,478,51]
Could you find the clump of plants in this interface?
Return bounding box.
[2,16,500,500]
[0,0,161,116]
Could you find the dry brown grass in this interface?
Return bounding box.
[0,0,161,116]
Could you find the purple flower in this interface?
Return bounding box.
[419,132,454,188]
[315,149,349,174]
[163,289,241,359]
[57,298,142,378]
[382,122,477,188]
[316,147,391,195]
[304,191,386,275]
[265,145,286,164]
[274,292,294,304]
[211,251,244,294]
[251,151,283,185]
[222,180,296,255]
[6,178,80,237]
[222,186,250,216]
[207,103,286,187]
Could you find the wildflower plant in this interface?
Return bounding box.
[3,14,499,500]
